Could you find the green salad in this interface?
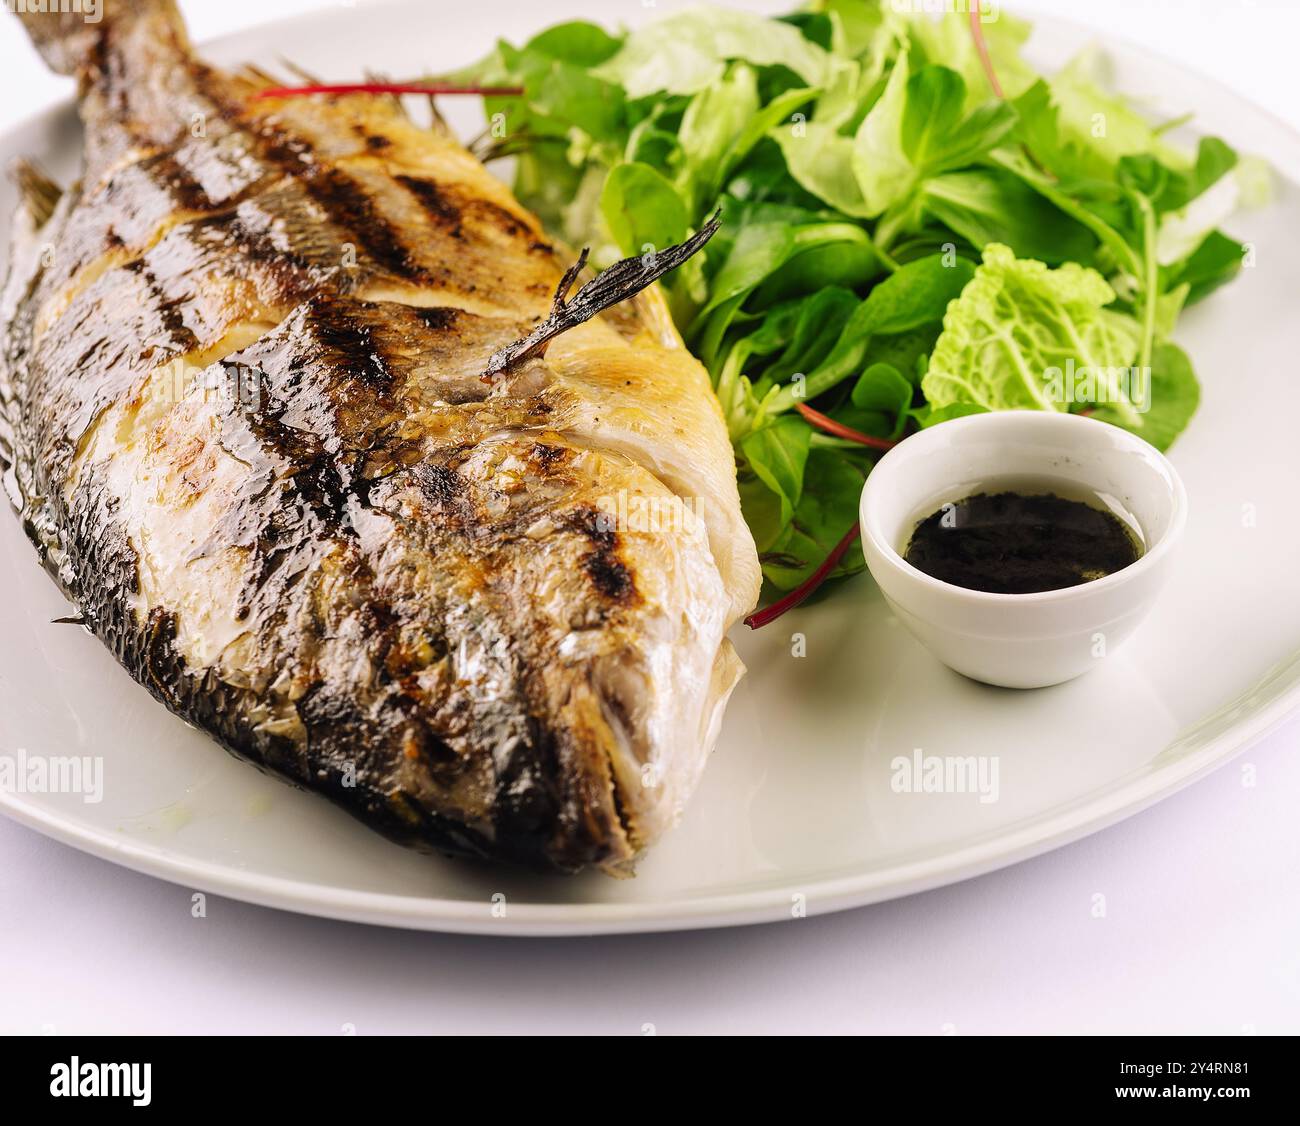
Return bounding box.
[460,1,1263,604]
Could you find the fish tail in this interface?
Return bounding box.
[14,0,187,78]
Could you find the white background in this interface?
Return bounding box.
[1,0,1298,1035]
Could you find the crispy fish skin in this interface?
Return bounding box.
[3,2,761,873]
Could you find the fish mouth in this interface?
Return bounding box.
[598,774,640,879]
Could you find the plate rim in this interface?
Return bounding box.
[1,1,1298,936]
[2,671,1294,935]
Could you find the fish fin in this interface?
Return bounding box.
[276,58,326,87]
[236,63,286,90]
[363,71,414,121]
[8,160,62,229]
[12,0,187,78]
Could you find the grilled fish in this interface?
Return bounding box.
[2,2,761,873]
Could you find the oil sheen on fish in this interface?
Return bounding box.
[1,2,762,873]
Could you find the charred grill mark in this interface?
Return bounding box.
[301,304,392,389]
[583,550,635,602]
[409,462,479,532]
[68,145,277,256]
[206,192,341,290]
[530,443,570,470]
[568,505,639,605]
[491,714,566,858]
[35,255,207,485]
[301,166,422,281]
[123,150,223,215]
[133,411,486,845]
[182,77,560,306]
[196,396,426,792]
[123,259,193,352]
[222,378,356,522]
[375,462,495,552]
[525,398,555,423]
[191,322,382,584]
[412,463,464,505]
[395,176,550,254]
[37,108,318,316]
[252,129,316,174]
[197,72,387,200]
[465,197,536,242]
[175,104,420,292]
[50,160,209,293]
[412,306,460,333]
[395,174,462,234]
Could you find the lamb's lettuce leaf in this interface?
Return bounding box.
[1161,229,1246,304]
[741,415,811,526]
[850,46,914,216]
[1091,341,1200,452]
[919,168,1098,265]
[773,253,975,410]
[774,122,872,217]
[758,449,868,590]
[852,59,1016,228]
[601,162,689,258]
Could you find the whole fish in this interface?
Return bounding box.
[2,2,760,873]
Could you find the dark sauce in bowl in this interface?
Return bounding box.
[903,490,1142,595]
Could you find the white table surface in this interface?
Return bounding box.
[1,0,1297,1036]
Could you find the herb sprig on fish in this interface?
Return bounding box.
[484,210,723,379]
[460,0,1264,615]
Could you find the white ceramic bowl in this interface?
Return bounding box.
[859,412,1188,689]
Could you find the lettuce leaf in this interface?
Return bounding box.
[923,244,1144,425]
[1039,48,1192,175]
[903,5,1037,110]
[594,7,831,97]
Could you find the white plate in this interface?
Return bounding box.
[1,1,1298,935]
